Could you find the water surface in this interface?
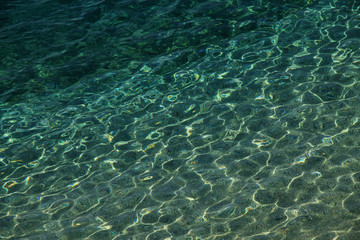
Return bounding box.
[1,0,360,239]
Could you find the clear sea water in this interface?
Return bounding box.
[1,0,360,239]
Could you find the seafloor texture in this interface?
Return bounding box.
[1,0,360,239]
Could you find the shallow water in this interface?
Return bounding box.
[1,0,360,239]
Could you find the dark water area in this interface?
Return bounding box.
[1,0,360,239]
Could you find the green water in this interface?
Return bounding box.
[1,0,360,239]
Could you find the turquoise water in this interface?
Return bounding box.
[1,0,360,239]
